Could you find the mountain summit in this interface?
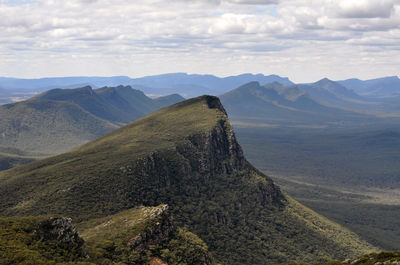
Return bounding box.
[0,95,376,264]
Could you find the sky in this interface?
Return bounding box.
[0,0,399,83]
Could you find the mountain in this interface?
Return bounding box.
[0,99,117,156]
[339,76,400,97]
[0,73,293,98]
[297,78,369,108]
[35,85,183,124]
[129,73,294,97]
[0,85,183,170]
[35,86,136,124]
[220,81,372,127]
[0,95,376,264]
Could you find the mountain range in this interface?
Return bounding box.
[0,96,376,264]
[0,73,293,99]
[220,80,377,127]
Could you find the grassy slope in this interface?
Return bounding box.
[0,96,377,264]
[0,99,117,156]
[35,86,133,124]
[79,205,210,265]
[0,86,183,170]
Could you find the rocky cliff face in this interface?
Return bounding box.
[128,205,174,252]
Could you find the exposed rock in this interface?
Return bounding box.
[37,217,83,244]
[128,205,174,252]
[35,217,87,257]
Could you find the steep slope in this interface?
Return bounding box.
[0,99,117,156]
[0,96,377,264]
[220,81,371,126]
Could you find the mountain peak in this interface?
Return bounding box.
[315,77,335,84]
[202,95,228,115]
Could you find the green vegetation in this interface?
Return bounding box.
[0,96,377,264]
[0,85,183,170]
[80,205,210,265]
[0,99,117,156]
[233,125,400,250]
[0,216,90,265]
[0,205,211,265]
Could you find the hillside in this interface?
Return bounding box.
[0,205,211,264]
[35,85,184,124]
[0,95,377,264]
[0,85,183,169]
[220,81,373,127]
[35,85,146,124]
[0,99,117,156]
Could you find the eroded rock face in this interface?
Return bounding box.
[128,205,174,252]
[186,119,246,176]
[36,217,85,255]
[124,107,282,207]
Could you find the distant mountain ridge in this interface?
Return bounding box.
[220,81,374,127]
[338,76,400,97]
[0,73,293,98]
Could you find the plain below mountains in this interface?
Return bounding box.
[0,96,377,264]
[0,85,184,170]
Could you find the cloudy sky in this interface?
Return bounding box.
[0,0,399,82]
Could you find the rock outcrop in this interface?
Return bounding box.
[128,205,174,252]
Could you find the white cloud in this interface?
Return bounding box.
[337,0,395,18]
[0,0,399,82]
